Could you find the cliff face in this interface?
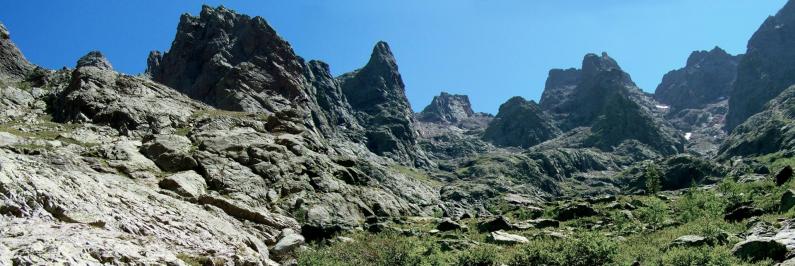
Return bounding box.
[483,96,560,148]
[0,22,33,81]
[726,0,795,130]
[418,92,476,124]
[146,6,359,139]
[655,47,741,111]
[338,42,431,167]
[535,53,684,155]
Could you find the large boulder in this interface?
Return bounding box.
[158,171,207,198]
[782,189,795,212]
[140,134,197,172]
[555,202,597,221]
[732,239,787,262]
[489,230,529,245]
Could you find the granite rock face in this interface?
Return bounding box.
[483,96,560,148]
[338,42,431,167]
[720,84,795,158]
[0,22,33,81]
[727,0,795,130]
[537,53,684,155]
[418,92,475,124]
[53,51,206,135]
[147,5,359,139]
[655,47,741,111]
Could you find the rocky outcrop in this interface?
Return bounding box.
[655,47,741,110]
[538,53,684,155]
[720,84,795,158]
[53,51,206,135]
[483,96,560,148]
[338,42,430,167]
[418,92,475,124]
[726,1,795,130]
[147,6,359,139]
[0,22,33,81]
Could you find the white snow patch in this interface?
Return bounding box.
[655,105,670,110]
[684,132,692,141]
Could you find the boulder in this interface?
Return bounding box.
[270,228,305,257]
[586,195,617,204]
[777,166,793,186]
[158,171,207,198]
[141,134,197,172]
[436,218,463,232]
[669,235,707,248]
[489,230,529,245]
[477,216,515,232]
[555,203,597,221]
[527,218,560,229]
[724,206,764,222]
[731,238,787,262]
[782,189,795,212]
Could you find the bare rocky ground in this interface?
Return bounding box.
[4,2,795,265]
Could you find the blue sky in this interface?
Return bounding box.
[0,1,787,114]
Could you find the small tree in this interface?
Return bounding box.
[644,163,662,194]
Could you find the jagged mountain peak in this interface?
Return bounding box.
[483,96,560,148]
[418,92,475,124]
[654,47,740,111]
[582,52,621,77]
[76,51,113,70]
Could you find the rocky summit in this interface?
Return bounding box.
[6,2,795,265]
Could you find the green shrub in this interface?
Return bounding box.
[297,233,431,266]
[635,197,670,229]
[644,163,662,194]
[509,232,617,266]
[455,245,503,266]
[658,246,749,266]
[673,188,726,223]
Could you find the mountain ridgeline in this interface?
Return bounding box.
[4,1,795,265]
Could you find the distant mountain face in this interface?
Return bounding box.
[720,84,795,158]
[655,47,741,111]
[483,96,560,148]
[726,0,795,130]
[418,92,476,124]
[529,53,684,155]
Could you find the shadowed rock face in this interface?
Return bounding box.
[418,92,475,124]
[338,42,430,167]
[727,0,795,130]
[537,53,684,155]
[720,84,795,158]
[0,22,33,81]
[655,47,741,111]
[146,6,361,139]
[483,96,560,148]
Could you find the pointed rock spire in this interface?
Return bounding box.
[338,41,430,167]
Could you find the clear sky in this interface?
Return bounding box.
[0,1,787,114]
